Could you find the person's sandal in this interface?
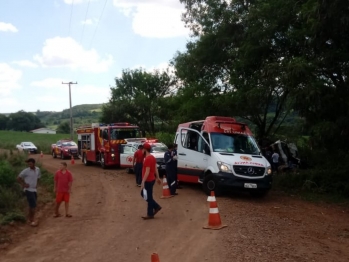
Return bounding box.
[66,214,72,218]
[141,216,154,220]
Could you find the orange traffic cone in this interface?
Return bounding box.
[151,253,160,262]
[203,191,227,230]
[71,155,75,165]
[160,175,174,199]
[40,151,43,158]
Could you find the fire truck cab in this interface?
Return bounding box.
[76,122,140,169]
[175,116,272,196]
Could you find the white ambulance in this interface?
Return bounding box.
[175,116,272,196]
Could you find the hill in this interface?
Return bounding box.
[17,104,104,130]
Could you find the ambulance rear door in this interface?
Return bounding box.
[120,144,136,168]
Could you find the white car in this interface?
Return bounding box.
[16,142,38,154]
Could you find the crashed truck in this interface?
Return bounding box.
[271,140,301,169]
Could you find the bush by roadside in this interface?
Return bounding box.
[0,151,54,225]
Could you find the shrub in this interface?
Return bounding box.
[0,161,16,188]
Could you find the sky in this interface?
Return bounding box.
[0,0,190,113]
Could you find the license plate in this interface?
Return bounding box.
[244,183,257,189]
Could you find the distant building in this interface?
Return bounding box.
[30,128,56,134]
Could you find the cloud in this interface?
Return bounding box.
[30,78,70,89]
[12,60,38,68]
[33,37,113,73]
[0,22,18,33]
[0,63,22,96]
[63,0,97,4]
[113,0,189,38]
[81,18,97,25]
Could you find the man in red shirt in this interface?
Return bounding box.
[54,162,73,218]
[132,144,144,187]
[141,143,162,220]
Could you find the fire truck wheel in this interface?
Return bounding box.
[100,154,106,169]
[203,174,221,196]
[52,151,57,158]
[83,153,91,166]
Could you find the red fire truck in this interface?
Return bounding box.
[76,122,140,168]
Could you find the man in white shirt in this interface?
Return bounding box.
[17,158,41,227]
[271,151,280,173]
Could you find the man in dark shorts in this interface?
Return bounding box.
[17,158,41,227]
[140,143,162,220]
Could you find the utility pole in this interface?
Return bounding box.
[62,81,78,140]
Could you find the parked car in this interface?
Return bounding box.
[16,142,38,154]
[51,139,79,159]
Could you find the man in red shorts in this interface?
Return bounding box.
[54,162,73,218]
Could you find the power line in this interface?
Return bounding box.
[89,0,108,49]
[80,0,91,43]
[68,0,75,36]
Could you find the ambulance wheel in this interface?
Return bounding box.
[203,174,221,196]
[83,153,91,166]
[100,154,106,169]
[52,151,57,158]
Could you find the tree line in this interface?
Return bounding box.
[102,0,348,152]
[0,111,44,132]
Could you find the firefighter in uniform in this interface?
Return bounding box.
[164,144,178,196]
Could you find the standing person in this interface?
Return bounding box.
[172,143,182,189]
[140,143,162,220]
[133,144,144,187]
[17,158,41,227]
[164,144,178,196]
[271,150,280,174]
[54,162,73,218]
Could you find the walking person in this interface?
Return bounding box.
[133,144,144,187]
[140,143,162,220]
[164,144,178,196]
[271,149,280,174]
[17,158,41,227]
[54,162,73,218]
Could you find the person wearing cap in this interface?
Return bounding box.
[164,144,178,196]
[17,158,41,227]
[133,144,144,187]
[140,143,162,220]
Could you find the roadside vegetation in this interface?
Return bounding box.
[0,1,348,203]
[0,151,54,226]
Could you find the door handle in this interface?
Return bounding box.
[179,153,186,156]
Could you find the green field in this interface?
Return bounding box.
[0,131,77,154]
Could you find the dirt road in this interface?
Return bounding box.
[1,155,349,262]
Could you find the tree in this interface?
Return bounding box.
[0,114,8,130]
[56,122,70,134]
[6,111,44,131]
[101,68,176,135]
[176,0,311,140]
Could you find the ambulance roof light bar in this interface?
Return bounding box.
[216,121,245,130]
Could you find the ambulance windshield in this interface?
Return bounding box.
[210,133,260,155]
[110,128,139,140]
[150,143,168,153]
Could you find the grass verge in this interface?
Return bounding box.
[0,151,54,225]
